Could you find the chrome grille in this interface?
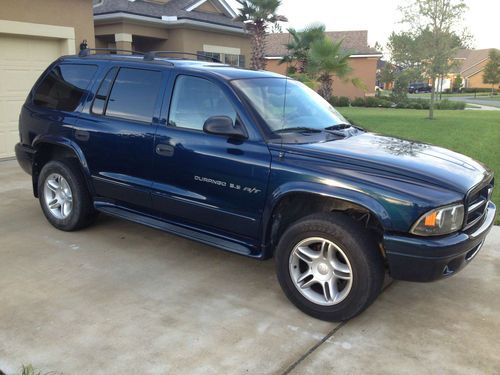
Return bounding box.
[464,178,494,230]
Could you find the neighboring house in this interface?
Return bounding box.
[0,0,95,159]
[264,30,382,99]
[454,48,499,89]
[93,0,250,67]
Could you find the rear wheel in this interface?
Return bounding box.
[275,213,385,321]
[38,160,96,231]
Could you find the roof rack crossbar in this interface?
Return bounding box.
[144,51,221,63]
[79,48,145,57]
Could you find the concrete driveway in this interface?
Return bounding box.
[1,159,499,375]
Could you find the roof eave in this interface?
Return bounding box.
[94,12,246,34]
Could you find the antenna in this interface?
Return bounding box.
[280,31,292,151]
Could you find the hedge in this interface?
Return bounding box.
[330,96,465,110]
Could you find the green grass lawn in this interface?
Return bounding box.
[338,107,500,224]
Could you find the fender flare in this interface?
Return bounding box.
[31,135,94,195]
[261,181,392,252]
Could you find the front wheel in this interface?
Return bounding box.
[275,213,385,321]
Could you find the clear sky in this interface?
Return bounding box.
[227,0,499,52]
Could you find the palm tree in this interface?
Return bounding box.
[236,0,287,70]
[307,38,363,99]
[280,24,325,73]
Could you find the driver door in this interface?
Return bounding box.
[151,74,271,241]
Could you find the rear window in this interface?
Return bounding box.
[104,68,162,123]
[33,64,97,111]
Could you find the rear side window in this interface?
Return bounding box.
[91,67,118,115]
[104,68,162,123]
[33,64,97,111]
[168,75,237,131]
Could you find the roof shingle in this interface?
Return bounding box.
[265,30,381,57]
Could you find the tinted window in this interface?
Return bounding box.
[105,68,162,123]
[92,67,118,115]
[169,75,237,131]
[33,64,97,111]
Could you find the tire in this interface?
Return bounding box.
[38,159,96,231]
[275,212,385,321]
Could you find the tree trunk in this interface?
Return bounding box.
[249,22,267,71]
[429,76,436,120]
[318,74,333,100]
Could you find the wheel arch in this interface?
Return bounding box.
[31,136,93,198]
[261,182,392,259]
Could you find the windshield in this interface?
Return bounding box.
[232,78,349,133]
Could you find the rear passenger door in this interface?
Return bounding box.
[76,65,168,210]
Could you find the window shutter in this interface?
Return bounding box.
[239,55,245,68]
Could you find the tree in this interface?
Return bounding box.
[389,0,470,119]
[236,0,287,70]
[452,74,463,92]
[378,62,397,89]
[483,49,500,94]
[306,38,363,99]
[280,24,325,73]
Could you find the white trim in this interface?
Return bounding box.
[94,12,245,34]
[349,54,383,58]
[0,20,75,54]
[217,0,238,18]
[463,67,485,79]
[185,0,237,18]
[460,58,489,76]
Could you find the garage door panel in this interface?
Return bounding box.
[0,34,62,158]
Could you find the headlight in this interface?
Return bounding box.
[410,204,464,236]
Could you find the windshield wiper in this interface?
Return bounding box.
[275,127,322,134]
[324,123,353,131]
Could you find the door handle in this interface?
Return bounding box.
[156,143,174,157]
[75,130,90,142]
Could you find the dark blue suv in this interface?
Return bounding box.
[15,50,496,321]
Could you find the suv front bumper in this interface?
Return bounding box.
[384,202,496,282]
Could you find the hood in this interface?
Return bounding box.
[281,132,491,194]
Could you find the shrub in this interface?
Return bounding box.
[351,97,366,107]
[435,99,466,110]
[329,96,350,107]
[462,87,495,93]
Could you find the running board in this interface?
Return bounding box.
[95,203,253,257]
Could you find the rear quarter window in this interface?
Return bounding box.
[33,64,97,112]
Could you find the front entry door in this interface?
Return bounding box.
[151,74,271,241]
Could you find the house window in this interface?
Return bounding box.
[197,51,221,62]
[197,51,245,67]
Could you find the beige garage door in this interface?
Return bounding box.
[0,35,63,158]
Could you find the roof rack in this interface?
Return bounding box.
[78,48,145,57]
[143,51,221,63]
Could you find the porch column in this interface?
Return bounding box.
[115,33,132,52]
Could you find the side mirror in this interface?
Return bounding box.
[203,116,248,140]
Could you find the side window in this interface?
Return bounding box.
[168,75,237,131]
[33,64,97,111]
[105,68,162,123]
[91,67,118,115]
